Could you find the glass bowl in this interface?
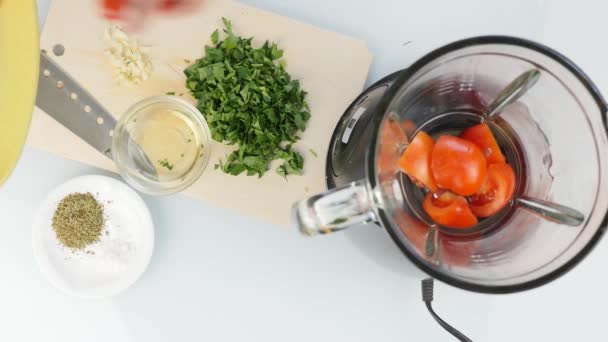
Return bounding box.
[112,96,211,195]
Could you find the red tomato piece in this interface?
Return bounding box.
[422,192,478,229]
[460,123,506,164]
[469,163,516,218]
[102,0,125,19]
[431,135,487,196]
[158,0,181,10]
[398,131,437,191]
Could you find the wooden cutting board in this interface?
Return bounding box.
[28,0,372,227]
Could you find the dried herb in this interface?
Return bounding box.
[329,217,348,225]
[52,193,104,250]
[185,18,310,178]
[166,91,176,95]
[159,158,174,170]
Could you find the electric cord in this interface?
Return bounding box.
[421,278,473,342]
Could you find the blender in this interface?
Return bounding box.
[293,36,608,294]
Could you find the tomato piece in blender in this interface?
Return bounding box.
[460,123,506,164]
[398,131,437,191]
[469,163,516,218]
[377,119,409,177]
[431,135,487,196]
[422,191,478,229]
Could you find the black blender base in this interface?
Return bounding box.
[326,70,405,189]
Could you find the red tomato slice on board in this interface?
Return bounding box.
[422,192,478,229]
[469,163,516,218]
[398,131,437,191]
[158,0,183,10]
[431,135,487,196]
[460,123,506,164]
[102,0,125,19]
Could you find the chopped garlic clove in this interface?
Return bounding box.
[104,25,153,86]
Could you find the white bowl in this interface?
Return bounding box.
[32,175,154,298]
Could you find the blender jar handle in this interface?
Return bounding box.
[292,179,377,236]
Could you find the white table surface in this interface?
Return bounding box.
[2,0,606,341]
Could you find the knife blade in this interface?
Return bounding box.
[35,51,116,158]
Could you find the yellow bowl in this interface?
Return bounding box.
[0,0,39,185]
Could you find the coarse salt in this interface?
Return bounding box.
[62,233,136,276]
[59,200,137,275]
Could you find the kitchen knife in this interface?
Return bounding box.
[35,51,116,158]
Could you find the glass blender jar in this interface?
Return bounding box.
[293,36,608,293]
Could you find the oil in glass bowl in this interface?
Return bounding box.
[112,96,212,195]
